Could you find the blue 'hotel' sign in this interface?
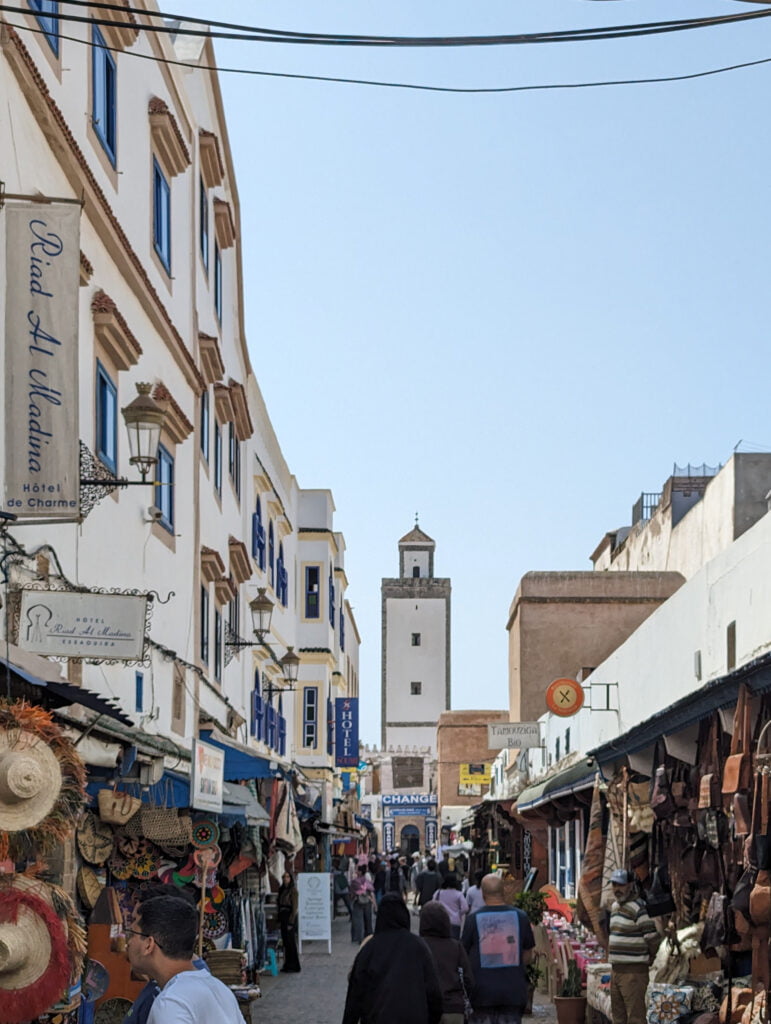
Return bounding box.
[335,697,359,767]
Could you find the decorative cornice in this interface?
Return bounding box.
[80,250,93,286]
[90,1,139,50]
[201,546,225,583]
[228,538,251,584]
[91,289,142,370]
[152,382,193,444]
[214,576,237,606]
[213,198,236,249]
[213,381,235,423]
[149,96,191,177]
[199,129,225,188]
[228,380,254,441]
[198,332,225,385]
[3,28,204,395]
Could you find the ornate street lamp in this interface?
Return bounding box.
[122,383,167,482]
[248,588,274,642]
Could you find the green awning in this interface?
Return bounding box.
[516,759,596,813]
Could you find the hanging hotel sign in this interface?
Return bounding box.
[545,678,585,717]
[18,590,148,660]
[335,697,359,767]
[191,739,224,813]
[487,722,542,749]
[3,202,81,519]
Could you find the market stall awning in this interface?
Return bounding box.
[516,759,597,813]
[222,781,270,825]
[589,649,771,766]
[0,645,133,725]
[199,727,280,781]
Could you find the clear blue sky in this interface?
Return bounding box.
[184,1,771,745]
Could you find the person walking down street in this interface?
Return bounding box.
[125,896,243,1024]
[350,863,376,944]
[333,859,353,919]
[342,893,443,1024]
[461,874,535,1024]
[385,855,408,901]
[410,851,423,908]
[373,857,387,907]
[608,869,660,1024]
[416,857,443,908]
[277,871,301,973]
[466,871,486,915]
[433,873,469,939]
[420,901,475,1024]
[438,852,453,881]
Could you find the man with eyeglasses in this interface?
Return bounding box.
[121,886,208,1024]
[125,895,242,1024]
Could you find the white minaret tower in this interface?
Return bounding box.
[381,520,451,754]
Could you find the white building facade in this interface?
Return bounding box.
[0,3,360,812]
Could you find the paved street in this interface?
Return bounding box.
[254,915,557,1024]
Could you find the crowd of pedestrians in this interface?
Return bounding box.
[340,854,535,1024]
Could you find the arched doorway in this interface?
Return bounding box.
[400,824,420,856]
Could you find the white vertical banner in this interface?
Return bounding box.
[3,202,81,518]
[297,873,332,954]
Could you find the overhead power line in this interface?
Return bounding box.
[5,0,771,47]
[7,17,771,95]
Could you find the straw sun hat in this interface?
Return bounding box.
[0,728,62,832]
[0,701,87,861]
[0,875,70,1024]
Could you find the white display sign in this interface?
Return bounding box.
[190,739,224,813]
[3,202,81,518]
[487,722,542,749]
[19,590,148,660]
[297,873,331,953]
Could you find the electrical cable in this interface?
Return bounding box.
[6,0,771,47]
[7,18,771,94]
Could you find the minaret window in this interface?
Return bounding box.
[410,681,422,695]
[411,633,421,646]
[412,566,420,578]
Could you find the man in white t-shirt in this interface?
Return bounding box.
[126,895,243,1024]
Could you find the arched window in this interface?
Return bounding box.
[277,543,288,606]
[251,497,266,571]
[268,522,275,588]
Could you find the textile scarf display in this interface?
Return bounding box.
[577,779,609,947]
[601,773,627,909]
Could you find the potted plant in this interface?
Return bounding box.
[553,961,587,1024]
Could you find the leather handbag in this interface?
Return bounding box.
[734,793,752,837]
[646,866,676,918]
[700,774,721,810]
[749,868,771,926]
[651,742,676,819]
[702,892,729,955]
[723,685,752,795]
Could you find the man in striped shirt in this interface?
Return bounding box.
[608,869,659,1024]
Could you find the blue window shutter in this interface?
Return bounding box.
[278,715,286,757]
[251,512,260,559]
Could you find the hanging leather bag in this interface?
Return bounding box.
[723,686,752,795]
[699,716,723,810]
[651,741,676,820]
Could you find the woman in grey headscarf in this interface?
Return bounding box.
[342,893,443,1024]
